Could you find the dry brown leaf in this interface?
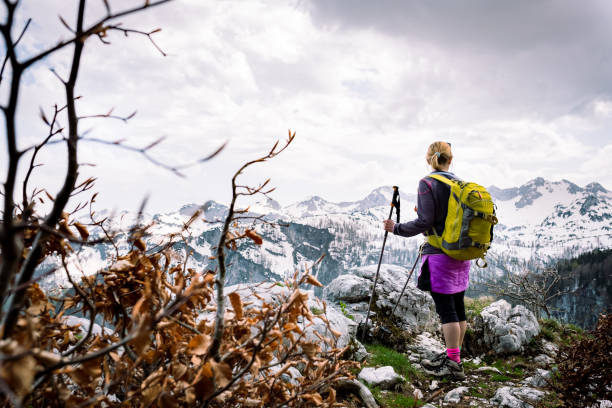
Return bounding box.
[134,238,146,251]
[25,283,48,315]
[32,349,62,365]
[0,355,37,398]
[301,342,320,359]
[185,387,197,404]
[305,274,323,287]
[142,383,162,407]
[228,292,244,320]
[283,322,303,334]
[327,387,337,403]
[172,363,188,380]
[73,222,89,240]
[187,334,211,356]
[211,360,232,389]
[159,392,179,408]
[243,398,262,407]
[302,392,324,405]
[329,328,342,338]
[244,229,263,245]
[142,367,164,390]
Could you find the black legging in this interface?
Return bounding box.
[430,291,466,324]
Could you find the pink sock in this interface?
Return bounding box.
[447,348,460,363]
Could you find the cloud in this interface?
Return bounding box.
[1,0,610,215]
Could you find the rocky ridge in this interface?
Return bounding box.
[316,267,609,407]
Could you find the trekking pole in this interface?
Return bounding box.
[390,244,423,317]
[360,186,400,342]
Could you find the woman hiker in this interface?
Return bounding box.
[383,141,468,380]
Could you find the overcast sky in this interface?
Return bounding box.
[1,0,611,213]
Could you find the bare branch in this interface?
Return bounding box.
[208,131,295,362]
[21,0,174,69]
[0,17,30,84]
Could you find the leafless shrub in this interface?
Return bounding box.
[0,2,361,406]
[484,267,573,319]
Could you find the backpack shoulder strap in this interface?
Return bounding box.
[427,173,456,187]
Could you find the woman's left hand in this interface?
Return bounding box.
[383,219,395,233]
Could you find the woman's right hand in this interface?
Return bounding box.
[383,219,395,233]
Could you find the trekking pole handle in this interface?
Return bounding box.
[391,186,400,223]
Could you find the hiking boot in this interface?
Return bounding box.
[421,351,447,369]
[422,356,466,380]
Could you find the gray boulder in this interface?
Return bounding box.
[491,386,546,408]
[323,264,438,333]
[358,366,404,389]
[444,386,469,404]
[521,368,551,388]
[223,282,367,359]
[323,273,371,303]
[473,300,540,354]
[409,332,445,362]
[541,340,559,357]
[533,354,554,367]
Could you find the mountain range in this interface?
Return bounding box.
[42,177,612,299]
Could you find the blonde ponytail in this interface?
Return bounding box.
[426,141,453,171]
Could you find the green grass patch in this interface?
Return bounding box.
[468,387,488,399]
[540,326,557,342]
[535,391,564,408]
[564,323,583,333]
[491,373,513,382]
[365,343,420,380]
[462,360,480,370]
[537,318,588,349]
[487,358,525,378]
[339,301,354,320]
[477,381,494,390]
[368,387,423,408]
[464,296,494,319]
[309,306,323,315]
[541,318,561,331]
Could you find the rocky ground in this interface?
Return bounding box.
[320,264,611,408]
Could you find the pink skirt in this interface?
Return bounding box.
[420,254,470,294]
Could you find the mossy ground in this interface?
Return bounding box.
[464,296,494,320]
[362,343,426,407]
[344,312,577,407]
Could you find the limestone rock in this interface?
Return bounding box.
[471,356,483,365]
[491,386,546,408]
[444,386,469,404]
[473,300,540,354]
[477,366,502,374]
[521,369,551,388]
[324,264,438,333]
[541,340,559,358]
[322,273,371,303]
[358,366,404,390]
[224,282,366,358]
[409,332,445,361]
[533,354,554,367]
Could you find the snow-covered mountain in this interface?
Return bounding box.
[488,178,611,272]
[42,178,612,298]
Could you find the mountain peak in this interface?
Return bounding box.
[526,177,547,187]
[585,182,608,194]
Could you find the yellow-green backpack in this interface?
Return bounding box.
[426,174,498,267]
